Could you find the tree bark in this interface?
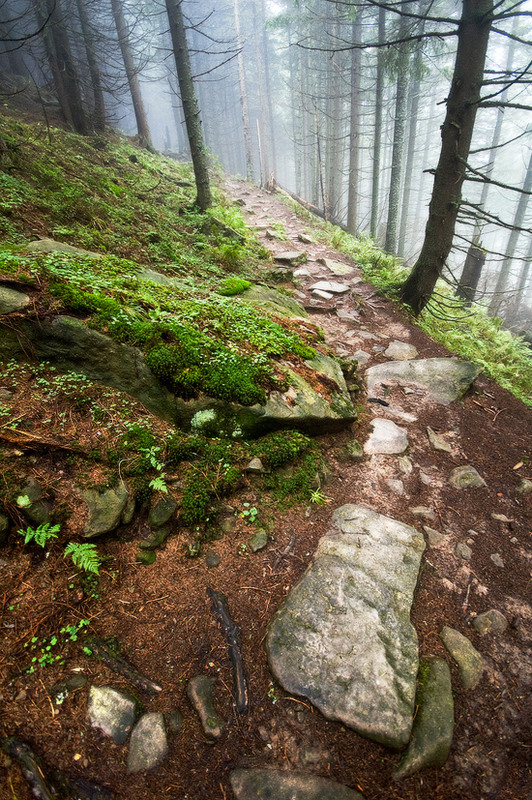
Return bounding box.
[456,236,486,305]
[488,149,532,316]
[75,0,105,132]
[400,0,493,315]
[234,0,254,182]
[370,7,385,240]
[110,0,152,149]
[346,14,362,235]
[165,0,212,211]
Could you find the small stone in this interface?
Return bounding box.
[385,479,404,495]
[394,657,454,779]
[139,526,171,550]
[384,340,418,361]
[312,289,334,300]
[420,472,432,486]
[248,530,268,553]
[88,686,136,745]
[298,233,315,244]
[490,513,512,523]
[166,709,184,733]
[81,481,129,538]
[398,456,413,475]
[19,478,51,525]
[148,495,177,528]
[427,427,452,453]
[440,626,484,689]
[516,479,532,495]
[423,526,447,547]
[448,466,486,489]
[0,388,13,400]
[510,536,518,543]
[205,550,221,568]
[121,494,136,525]
[245,458,264,474]
[136,550,156,565]
[410,506,436,521]
[490,553,504,568]
[309,280,350,294]
[127,712,168,773]
[187,675,225,739]
[364,418,408,455]
[352,349,370,365]
[274,251,307,265]
[455,542,472,561]
[472,609,508,636]
[340,440,364,462]
[317,258,353,276]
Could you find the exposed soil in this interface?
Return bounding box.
[1,179,531,800]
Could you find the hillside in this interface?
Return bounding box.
[0,118,531,800]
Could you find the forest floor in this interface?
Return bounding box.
[1,177,531,800]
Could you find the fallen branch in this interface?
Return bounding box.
[0,429,85,454]
[84,635,162,695]
[272,531,296,571]
[207,587,248,714]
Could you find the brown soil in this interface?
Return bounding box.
[1,179,531,800]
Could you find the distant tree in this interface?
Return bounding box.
[165,0,212,211]
[75,0,106,132]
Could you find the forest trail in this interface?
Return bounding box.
[220,177,532,798]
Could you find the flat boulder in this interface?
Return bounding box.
[80,481,130,538]
[266,504,425,749]
[366,358,482,405]
[364,418,408,455]
[0,286,30,314]
[230,769,364,800]
[23,238,101,257]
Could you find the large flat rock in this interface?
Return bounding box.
[366,358,482,405]
[266,505,425,749]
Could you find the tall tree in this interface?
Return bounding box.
[370,6,385,240]
[400,0,494,314]
[346,12,362,234]
[110,0,152,149]
[165,0,212,211]
[75,0,105,132]
[234,0,253,182]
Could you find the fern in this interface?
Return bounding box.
[64,542,101,575]
[18,522,61,548]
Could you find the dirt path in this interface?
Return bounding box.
[1,180,531,800]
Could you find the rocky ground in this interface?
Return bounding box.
[1,178,531,800]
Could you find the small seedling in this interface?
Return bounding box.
[16,495,31,508]
[64,542,102,575]
[239,503,258,524]
[309,488,332,506]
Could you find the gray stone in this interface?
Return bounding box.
[516,479,532,495]
[121,494,136,525]
[440,626,484,689]
[230,769,364,800]
[139,525,171,550]
[245,457,264,474]
[472,609,508,636]
[23,238,101,257]
[87,686,136,745]
[394,657,454,779]
[136,550,156,565]
[248,530,268,552]
[166,709,184,732]
[309,281,350,295]
[364,418,408,455]
[187,675,225,739]
[491,513,512,523]
[398,456,413,475]
[136,268,182,287]
[385,479,404,495]
[19,478,51,525]
[366,358,482,405]
[490,553,504,568]
[0,286,30,314]
[455,542,472,561]
[410,506,436,522]
[384,341,418,361]
[298,233,315,244]
[340,440,364,462]
[80,481,129,538]
[427,427,452,453]
[419,472,432,486]
[127,712,168,773]
[266,504,425,749]
[205,550,220,568]
[423,526,447,547]
[317,258,353,276]
[352,350,370,365]
[449,465,485,489]
[274,251,307,265]
[312,289,334,300]
[148,495,177,528]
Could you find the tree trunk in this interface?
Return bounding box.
[75,0,105,132]
[370,7,385,240]
[511,236,532,322]
[260,0,277,178]
[165,0,212,211]
[385,15,410,254]
[456,236,486,305]
[110,0,152,149]
[346,15,362,235]
[488,148,532,316]
[234,0,254,182]
[399,0,493,315]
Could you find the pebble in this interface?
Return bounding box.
[490,553,504,568]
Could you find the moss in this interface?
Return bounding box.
[217,277,252,296]
[251,430,313,469]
